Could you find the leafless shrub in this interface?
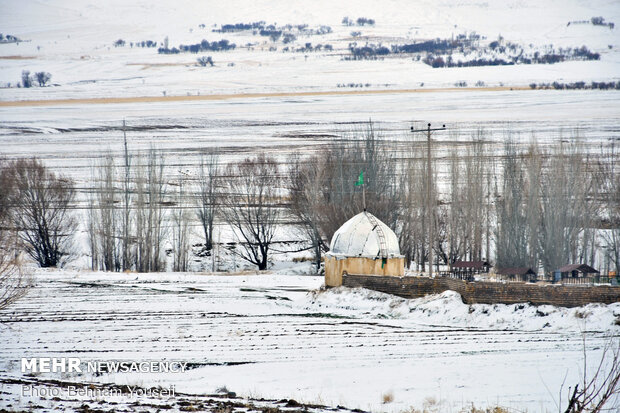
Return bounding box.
[196,56,214,67]
[563,336,620,412]
[0,249,27,310]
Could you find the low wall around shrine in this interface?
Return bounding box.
[341,274,620,307]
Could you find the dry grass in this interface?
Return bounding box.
[0,86,532,108]
[0,55,36,60]
[400,402,510,413]
[382,391,394,404]
[460,406,511,413]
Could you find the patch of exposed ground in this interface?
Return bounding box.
[0,86,532,107]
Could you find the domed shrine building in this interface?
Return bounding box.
[325,211,404,287]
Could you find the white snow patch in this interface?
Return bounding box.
[301,286,620,332]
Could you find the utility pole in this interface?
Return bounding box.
[411,123,446,277]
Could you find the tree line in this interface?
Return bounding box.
[0,124,618,278]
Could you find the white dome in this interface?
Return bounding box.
[328,211,401,258]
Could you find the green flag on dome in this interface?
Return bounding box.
[354,170,364,186]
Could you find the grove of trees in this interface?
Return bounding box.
[0,123,618,277]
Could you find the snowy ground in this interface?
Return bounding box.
[1,0,619,99]
[1,269,619,412]
[1,2,620,411]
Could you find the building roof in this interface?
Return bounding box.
[556,264,599,274]
[452,261,492,269]
[328,211,401,259]
[496,267,536,276]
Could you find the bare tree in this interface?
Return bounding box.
[121,122,132,271]
[7,158,77,267]
[399,141,431,271]
[460,135,489,263]
[495,139,531,268]
[221,154,281,270]
[34,71,51,86]
[291,123,402,253]
[0,161,29,309]
[134,148,167,272]
[21,70,32,88]
[196,152,219,251]
[172,173,190,272]
[435,134,493,271]
[289,153,328,272]
[196,56,214,67]
[88,153,120,271]
[598,142,620,274]
[436,148,463,267]
[539,140,592,274]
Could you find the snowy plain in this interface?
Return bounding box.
[0,269,619,412]
[1,0,620,411]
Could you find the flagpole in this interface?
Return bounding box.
[363,183,366,211]
[356,170,366,211]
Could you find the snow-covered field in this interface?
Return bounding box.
[1,0,619,99]
[1,269,619,412]
[1,1,620,411]
[1,0,619,184]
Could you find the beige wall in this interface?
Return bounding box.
[325,256,405,287]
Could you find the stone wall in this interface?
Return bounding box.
[342,274,620,307]
[324,256,404,287]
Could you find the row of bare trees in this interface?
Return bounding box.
[288,127,618,275]
[86,147,285,272]
[494,139,618,274]
[83,125,620,273]
[0,124,617,277]
[88,148,175,272]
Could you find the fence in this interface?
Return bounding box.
[342,274,620,307]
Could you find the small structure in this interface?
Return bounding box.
[325,211,404,287]
[450,260,492,281]
[495,267,537,283]
[554,264,599,284]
